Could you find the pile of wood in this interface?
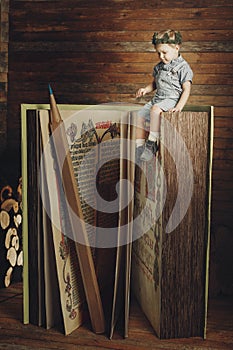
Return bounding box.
[0,178,23,288]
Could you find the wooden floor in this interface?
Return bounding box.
[0,283,233,350]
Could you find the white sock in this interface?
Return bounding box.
[148,131,160,142]
[136,139,145,147]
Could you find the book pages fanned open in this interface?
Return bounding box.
[21,103,213,339]
[40,109,86,334]
[22,104,140,337]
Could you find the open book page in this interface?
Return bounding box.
[88,109,127,336]
[64,107,122,335]
[95,123,120,334]
[132,153,162,337]
[40,150,63,330]
[123,110,137,338]
[108,110,138,338]
[39,106,136,336]
[39,110,86,335]
[60,106,136,338]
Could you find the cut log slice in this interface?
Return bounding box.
[0,185,13,202]
[6,247,17,267]
[14,214,22,228]
[17,250,23,266]
[1,198,18,213]
[4,267,13,288]
[5,228,17,249]
[0,210,10,230]
[12,235,20,251]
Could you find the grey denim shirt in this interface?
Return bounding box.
[152,55,193,102]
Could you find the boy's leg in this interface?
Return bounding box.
[135,102,152,141]
[140,105,161,161]
[148,105,162,141]
[136,115,146,143]
[135,116,146,161]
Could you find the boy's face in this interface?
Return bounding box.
[155,43,180,64]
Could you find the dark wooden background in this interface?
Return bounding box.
[0,0,8,154]
[2,0,233,295]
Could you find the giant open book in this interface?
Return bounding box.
[21,102,213,339]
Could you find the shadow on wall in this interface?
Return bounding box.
[0,150,21,190]
[209,225,233,297]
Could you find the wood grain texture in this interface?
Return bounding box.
[0,0,9,154]
[0,283,233,349]
[160,111,212,338]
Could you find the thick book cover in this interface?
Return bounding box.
[132,107,214,339]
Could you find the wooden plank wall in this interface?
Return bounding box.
[6,1,233,293]
[0,0,9,155]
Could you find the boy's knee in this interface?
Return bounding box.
[150,105,162,115]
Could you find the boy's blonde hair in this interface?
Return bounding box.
[152,29,182,46]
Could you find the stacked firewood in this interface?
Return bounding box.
[0,178,23,288]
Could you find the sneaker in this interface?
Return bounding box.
[140,140,159,162]
[135,145,144,163]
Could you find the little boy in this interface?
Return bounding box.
[136,29,193,161]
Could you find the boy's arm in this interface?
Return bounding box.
[136,80,156,98]
[170,81,192,112]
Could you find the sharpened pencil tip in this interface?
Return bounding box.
[48,84,53,95]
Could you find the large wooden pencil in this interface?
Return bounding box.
[48,85,105,334]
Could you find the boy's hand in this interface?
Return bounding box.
[168,107,181,113]
[136,88,147,98]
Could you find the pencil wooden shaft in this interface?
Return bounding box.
[49,91,105,334]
